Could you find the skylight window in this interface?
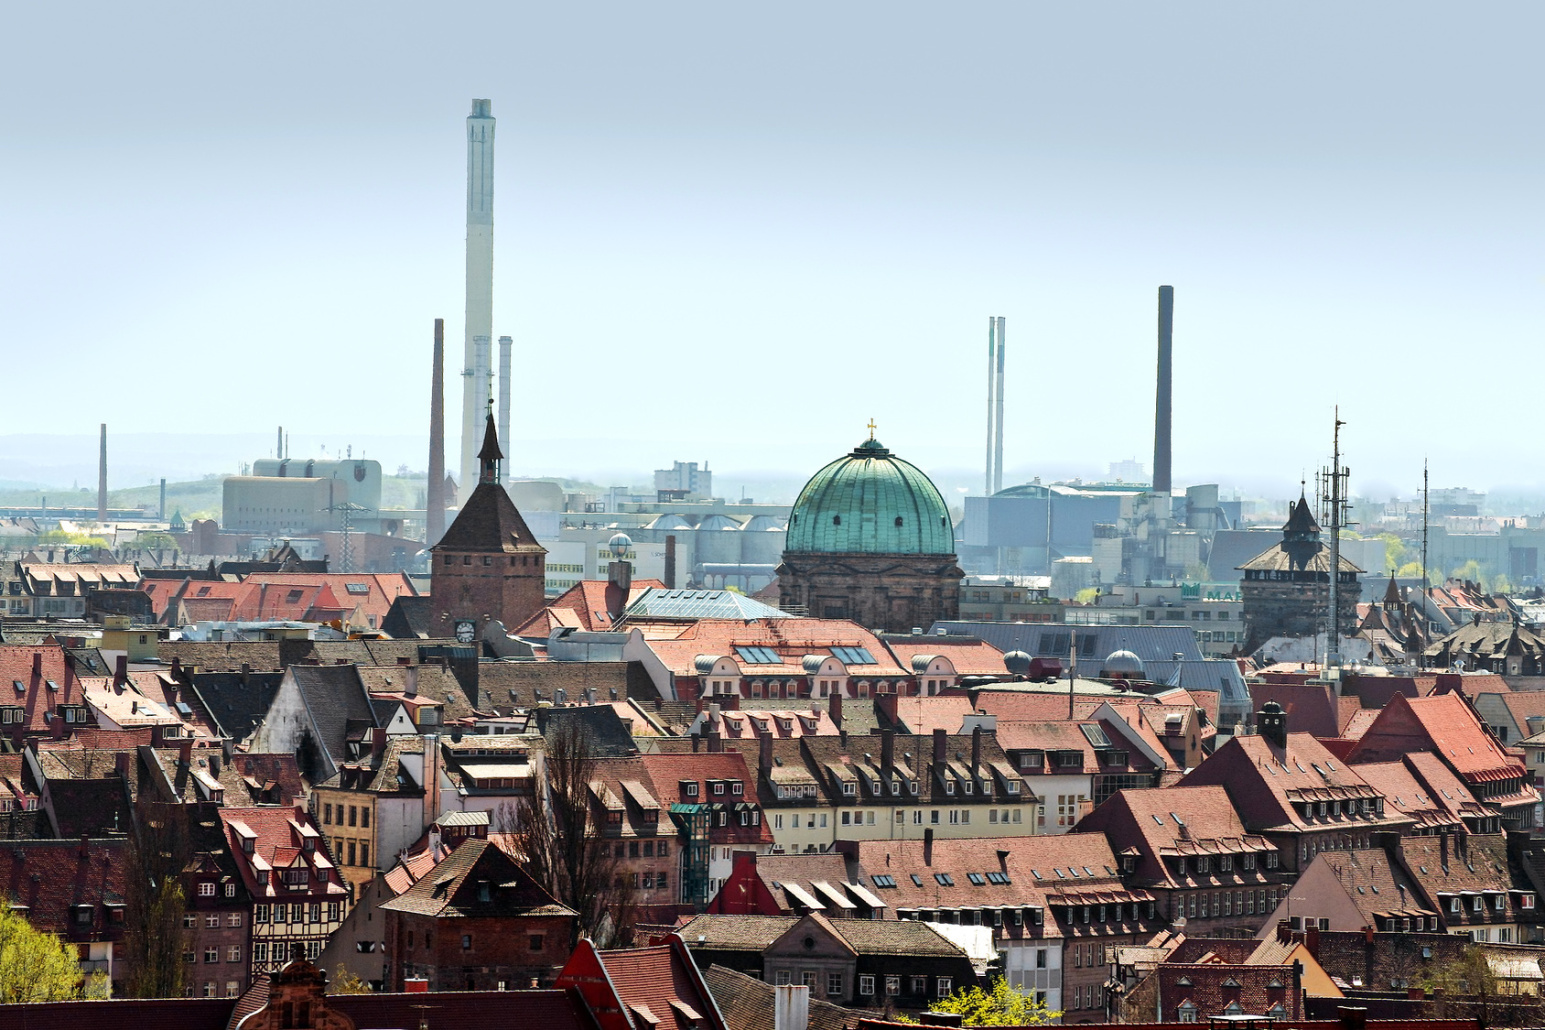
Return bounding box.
[1080,724,1111,748]
[733,646,780,664]
[830,647,877,665]
[967,873,986,886]
[911,874,924,887]
[871,875,897,888]
[934,873,954,887]
[345,583,370,595]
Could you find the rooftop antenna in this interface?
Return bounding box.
[1319,408,1353,674]
[1420,460,1430,664]
[1068,627,1077,719]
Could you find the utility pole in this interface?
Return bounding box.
[325,501,374,574]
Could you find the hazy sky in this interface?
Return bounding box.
[3,3,1540,502]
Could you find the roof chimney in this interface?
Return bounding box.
[924,827,934,866]
[759,730,773,777]
[32,653,42,678]
[933,727,947,765]
[372,727,387,761]
[113,655,128,689]
[774,983,810,1030]
[971,725,982,777]
[881,728,895,778]
[828,691,843,728]
[1258,700,1288,749]
[179,737,192,768]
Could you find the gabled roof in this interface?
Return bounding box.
[379,837,574,918]
[1179,732,1408,834]
[434,482,546,554]
[284,663,380,769]
[1349,692,1530,788]
[1076,784,1271,890]
[641,619,907,679]
[702,965,859,1030]
[0,836,129,940]
[557,935,729,1030]
[879,635,1009,677]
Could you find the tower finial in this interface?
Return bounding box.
[867,418,877,441]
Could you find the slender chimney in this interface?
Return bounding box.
[1152,286,1174,495]
[427,319,447,545]
[759,730,773,777]
[461,99,496,495]
[664,534,678,590]
[97,423,108,522]
[984,317,998,496]
[497,334,513,471]
[277,426,284,459]
[993,316,1005,494]
[932,727,947,765]
[158,478,167,521]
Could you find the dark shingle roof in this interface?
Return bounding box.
[703,965,860,1030]
[434,482,546,555]
[185,670,284,743]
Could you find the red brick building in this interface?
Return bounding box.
[380,837,578,991]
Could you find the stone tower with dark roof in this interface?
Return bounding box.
[1237,494,1361,648]
[430,414,547,643]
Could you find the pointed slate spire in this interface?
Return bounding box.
[477,409,503,485]
[1384,572,1401,608]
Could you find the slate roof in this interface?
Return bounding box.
[1076,784,1273,892]
[286,664,380,770]
[381,594,435,638]
[184,670,284,744]
[158,640,283,672]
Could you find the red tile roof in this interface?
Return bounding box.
[880,637,1008,677]
[218,806,347,902]
[1349,692,1530,786]
[515,580,666,635]
[0,643,86,737]
[558,936,728,1030]
[643,620,908,679]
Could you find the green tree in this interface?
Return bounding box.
[1074,588,1100,605]
[1378,533,1407,572]
[927,976,1062,1026]
[329,964,373,994]
[0,900,107,1002]
[123,803,190,998]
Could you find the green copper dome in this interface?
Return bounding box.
[785,437,955,555]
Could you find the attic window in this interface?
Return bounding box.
[285,590,304,603]
[967,873,985,886]
[45,680,59,692]
[934,873,954,886]
[345,583,370,595]
[11,681,22,694]
[871,875,897,888]
[910,874,924,887]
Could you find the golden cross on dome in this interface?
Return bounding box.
[867,418,877,440]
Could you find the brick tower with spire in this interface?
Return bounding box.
[430,412,546,643]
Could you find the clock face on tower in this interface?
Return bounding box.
[454,620,476,644]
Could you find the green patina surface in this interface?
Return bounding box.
[784,437,954,555]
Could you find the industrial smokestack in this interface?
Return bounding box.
[993,315,1005,495]
[427,318,447,545]
[159,479,166,521]
[984,317,998,496]
[277,426,283,459]
[97,424,108,522]
[497,334,512,471]
[461,99,496,496]
[1152,286,1174,496]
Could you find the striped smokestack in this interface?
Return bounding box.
[1152,286,1174,495]
[427,318,447,545]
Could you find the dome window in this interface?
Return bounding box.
[833,515,841,525]
[894,517,904,527]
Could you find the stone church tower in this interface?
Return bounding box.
[777,432,961,633]
[431,414,546,642]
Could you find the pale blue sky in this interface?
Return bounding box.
[2,2,1540,501]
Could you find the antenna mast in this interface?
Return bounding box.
[1420,461,1430,666]
[1319,409,1352,672]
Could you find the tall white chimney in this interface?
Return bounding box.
[498,334,513,471]
[461,99,495,495]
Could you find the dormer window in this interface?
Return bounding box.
[842,781,856,796]
[944,781,955,795]
[731,782,743,796]
[302,838,315,852]
[682,781,699,798]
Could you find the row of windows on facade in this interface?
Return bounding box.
[188,981,244,999]
[252,940,322,966]
[185,945,246,964]
[442,554,539,567]
[706,680,908,698]
[253,902,342,923]
[185,912,244,928]
[613,839,670,858]
[1173,888,1285,919]
[1176,1000,1288,1022]
[399,929,544,951]
[772,970,954,999]
[334,837,370,867]
[1171,851,1280,875]
[322,802,370,828]
[812,807,1026,827]
[896,903,1158,929]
